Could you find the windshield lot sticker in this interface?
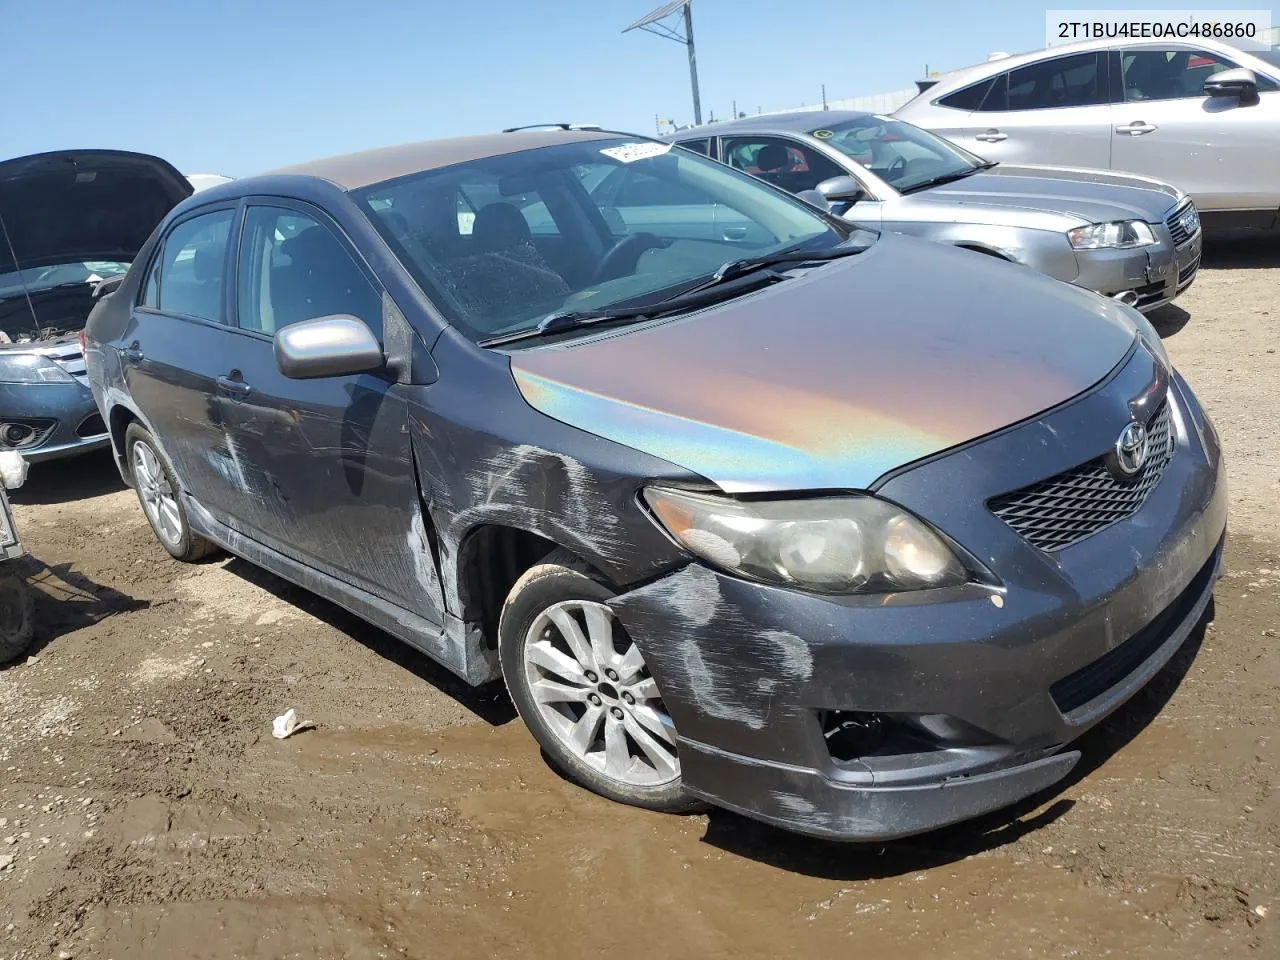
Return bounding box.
[601,142,672,163]
[812,129,834,139]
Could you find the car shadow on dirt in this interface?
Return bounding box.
[0,555,150,667]
[221,556,519,726]
[1200,233,1280,270]
[696,602,1212,878]
[1149,303,1192,338]
[9,449,127,505]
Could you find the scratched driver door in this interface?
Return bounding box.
[222,201,442,621]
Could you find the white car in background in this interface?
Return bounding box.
[896,37,1280,231]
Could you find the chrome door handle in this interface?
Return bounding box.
[1116,121,1157,136]
[975,130,1007,142]
[123,342,143,364]
[216,375,251,400]
[722,226,747,240]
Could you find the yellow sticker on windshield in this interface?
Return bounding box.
[812,129,833,139]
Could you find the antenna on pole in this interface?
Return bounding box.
[623,1,703,126]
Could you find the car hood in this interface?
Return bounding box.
[903,164,1183,226]
[0,150,192,272]
[510,233,1139,493]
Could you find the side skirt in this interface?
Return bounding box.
[184,495,483,683]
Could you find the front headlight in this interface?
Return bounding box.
[1129,306,1170,368]
[1068,220,1156,250]
[643,487,969,595]
[0,354,73,384]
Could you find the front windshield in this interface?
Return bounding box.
[0,261,130,299]
[812,116,985,193]
[354,138,846,341]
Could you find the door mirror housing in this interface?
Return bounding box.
[273,315,384,380]
[815,175,867,203]
[1204,67,1258,100]
[793,188,831,212]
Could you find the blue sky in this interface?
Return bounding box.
[8,0,1277,176]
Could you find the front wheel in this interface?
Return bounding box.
[124,423,218,562]
[499,551,699,812]
[0,568,35,665]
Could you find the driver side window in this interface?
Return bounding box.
[1121,48,1277,100]
[722,137,846,194]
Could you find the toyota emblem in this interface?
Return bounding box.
[1113,421,1150,477]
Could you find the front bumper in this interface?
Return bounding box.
[1077,216,1202,312]
[610,348,1226,840]
[0,380,109,463]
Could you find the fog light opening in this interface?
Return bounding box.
[1,423,35,448]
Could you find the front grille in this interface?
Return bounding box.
[1166,200,1200,248]
[1178,255,1200,289]
[989,401,1175,552]
[1050,543,1219,714]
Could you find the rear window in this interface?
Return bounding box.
[936,78,996,111]
[146,209,234,322]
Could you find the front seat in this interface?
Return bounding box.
[753,143,792,188]
[443,203,570,331]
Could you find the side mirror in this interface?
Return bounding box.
[92,274,126,300]
[1204,67,1258,100]
[273,315,384,380]
[794,188,831,212]
[816,175,866,204]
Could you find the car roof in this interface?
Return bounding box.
[261,128,623,191]
[916,35,1261,97]
[664,109,879,141]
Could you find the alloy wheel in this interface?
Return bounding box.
[521,599,679,786]
[132,441,183,548]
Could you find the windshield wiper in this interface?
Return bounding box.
[480,268,789,347]
[899,161,997,195]
[698,240,872,288]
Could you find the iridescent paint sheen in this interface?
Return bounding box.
[510,235,1136,493]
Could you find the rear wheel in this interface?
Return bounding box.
[499,551,698,812]
[124,423,217,562]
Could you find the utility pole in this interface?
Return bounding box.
[683,1,702,126]
[623,1,703,127]
[822,83,828,110]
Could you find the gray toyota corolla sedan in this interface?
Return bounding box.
[85,128,1225,840]
[664,111,1200,311]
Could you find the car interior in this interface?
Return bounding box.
[362,157,796,337]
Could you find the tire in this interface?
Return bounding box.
[124,423,218,562]
[499,549,699,813]
[0,568,35,666]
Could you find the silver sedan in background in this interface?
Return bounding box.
[895,37,1280,233]
[662,111,1201,311]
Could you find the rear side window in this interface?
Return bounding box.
[676,138,711,156]
[937,77,996,111]
[236,206,382,338]
[985,52,1106,111]
[148,209,234,322]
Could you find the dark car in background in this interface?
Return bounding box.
[0,150,191,461]
[86,129,1224,840]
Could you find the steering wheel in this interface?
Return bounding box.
[594,232,669,283]
[883,156,907,183]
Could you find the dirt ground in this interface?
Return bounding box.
[1,242,1277,960]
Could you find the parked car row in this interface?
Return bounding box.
[74,125,1225,841]
[663,110,1201,311]
[896,36,1280,232]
